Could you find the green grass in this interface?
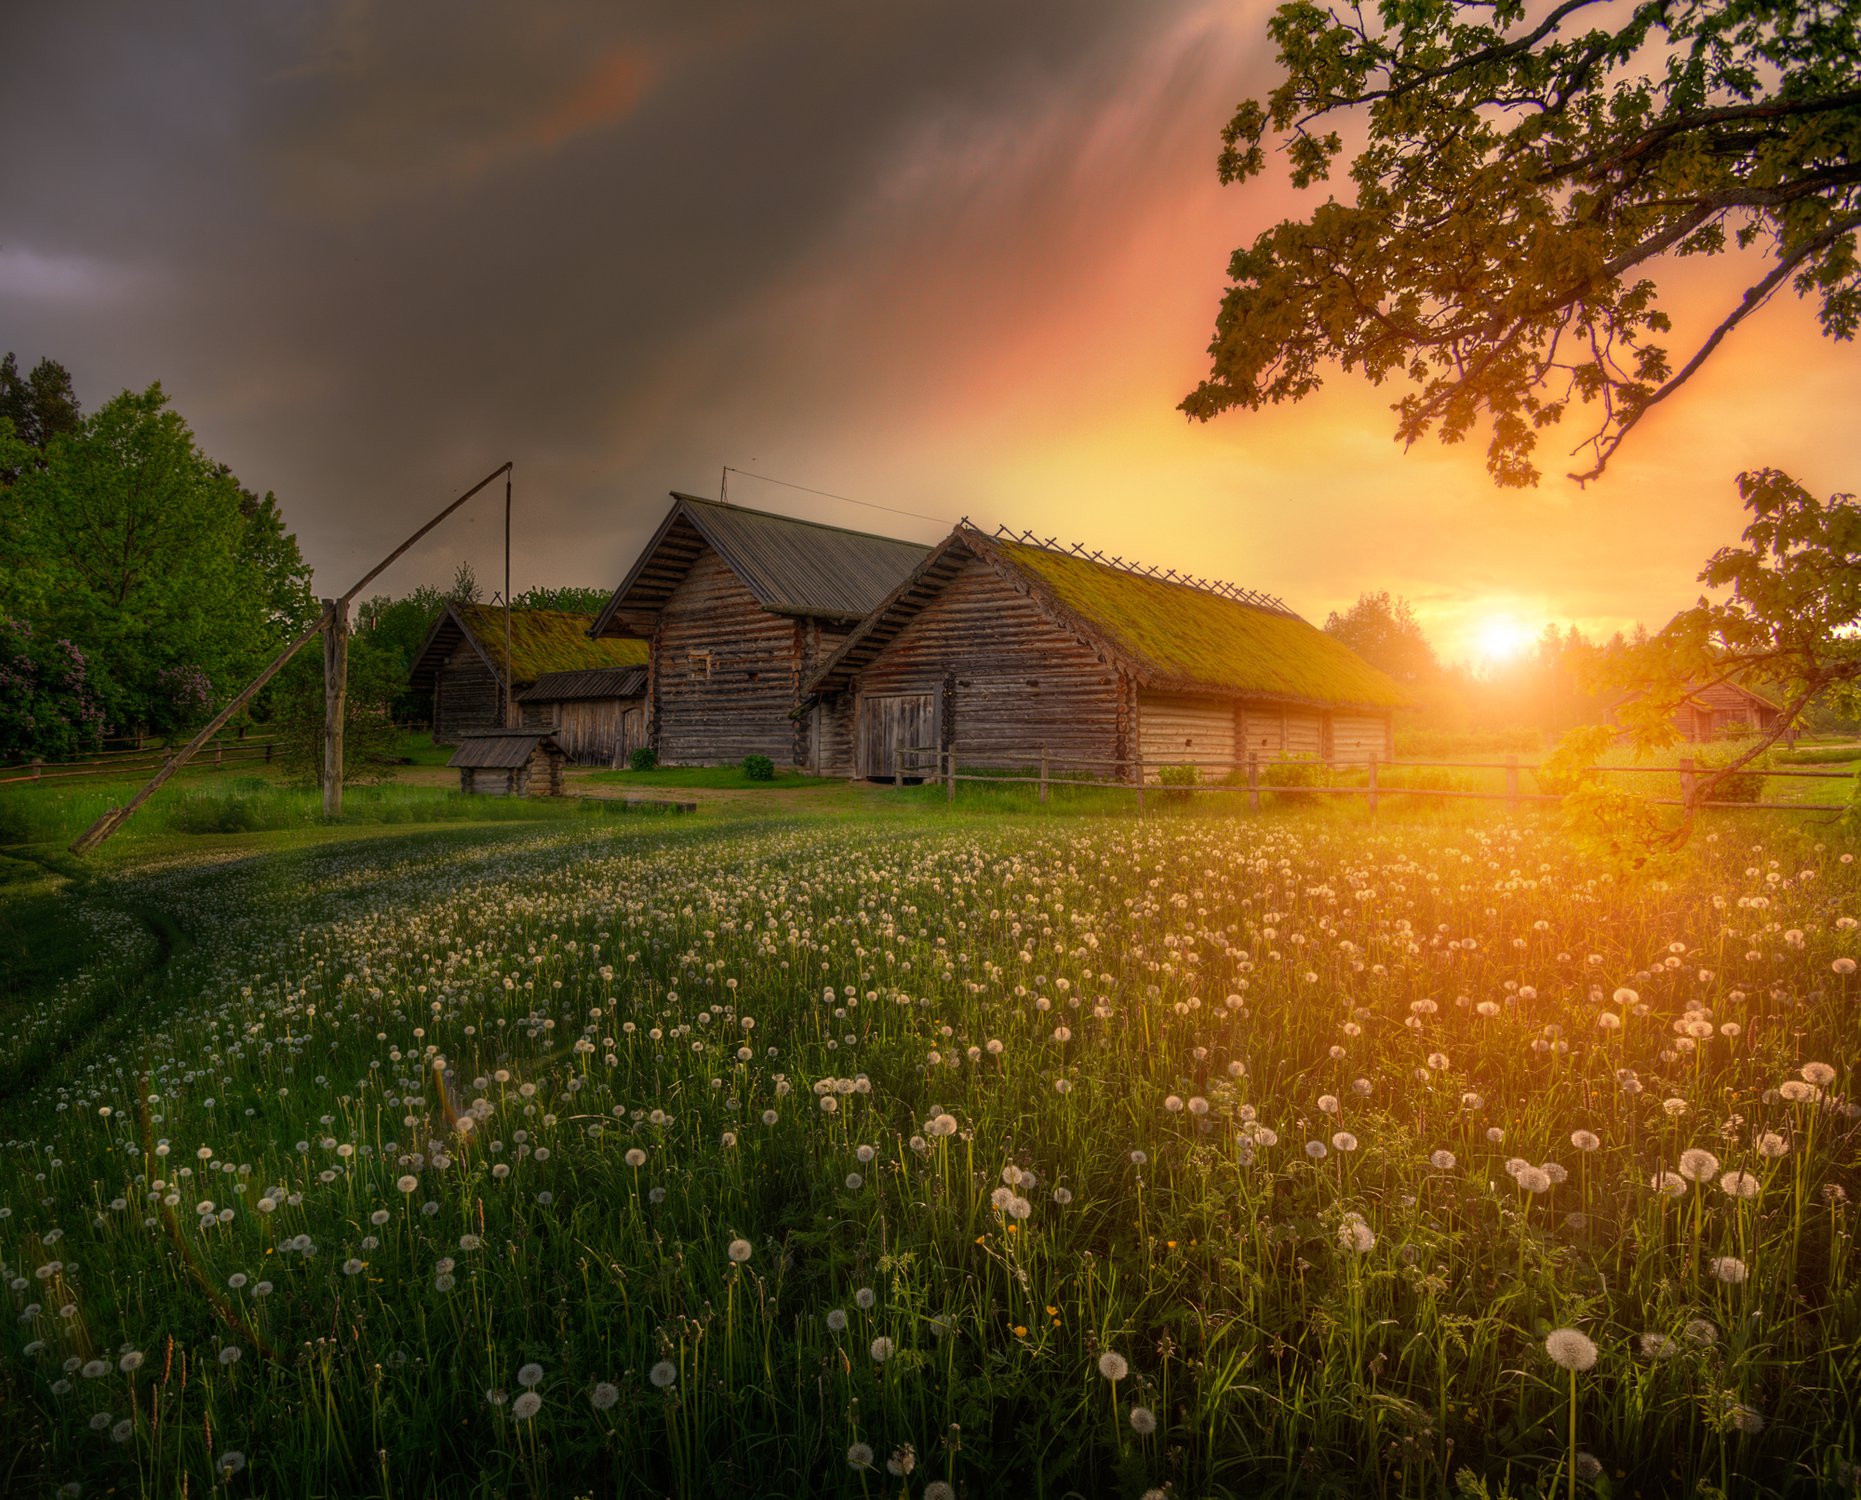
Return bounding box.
[3,794,1859,1498]
[392,729,457,767]
[0,771,651,862]
[587,765,838,790]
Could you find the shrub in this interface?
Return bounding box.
[1155,763,1198,804]
[628,747,657,771]
[1262,756,1330,802]
[1695,745,1768,803]
[742,755,775,782]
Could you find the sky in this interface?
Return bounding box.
[2,1,1855,666]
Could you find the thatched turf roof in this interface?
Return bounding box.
[411,603,647,689]
[994,541,1407,710]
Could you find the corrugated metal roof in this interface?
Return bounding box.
[448,730,565,769]
[590,495,931,635]
[516,667,647,704]
[678,497,930,620]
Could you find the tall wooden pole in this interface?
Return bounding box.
[322,597,349,817]
[71,461,512,855]
[503,471,514,727]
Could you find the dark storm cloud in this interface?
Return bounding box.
[1,1,1207,592]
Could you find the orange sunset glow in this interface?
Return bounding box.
[4,3,1854,666]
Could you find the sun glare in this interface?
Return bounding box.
[1476,616,1531,665]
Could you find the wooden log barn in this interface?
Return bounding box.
[1609,677,1788,744]
[448,729,568,796]
[588,495,929,767]
[515,667,648,766]
[409,602,648,754]
[796,523,1407,781]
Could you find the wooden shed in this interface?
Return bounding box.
[449,729,569,797]
[1610,677,1787,744]
[515,667,648,766]
[798,524,1407,781]
[589,495,929,767]
[409,602,649,744]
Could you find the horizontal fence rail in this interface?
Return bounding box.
[0,740,281,788]
[892,746,1855,817]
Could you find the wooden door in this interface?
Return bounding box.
[615,707,644,765]
[858,693,936,781]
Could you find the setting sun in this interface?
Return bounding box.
[1476,614,1533,665]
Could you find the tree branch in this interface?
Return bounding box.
[1569,210,1861,483]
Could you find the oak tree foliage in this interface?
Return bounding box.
[1183,0,1861,486]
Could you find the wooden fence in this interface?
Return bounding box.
[0,739,281,788]
[898,747,1855,817]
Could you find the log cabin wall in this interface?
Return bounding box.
[821,555,1121,777]
[435,641,505,742]
[1330,712,1393,762]
[1137,692,1236,773]
[652,548,809,765]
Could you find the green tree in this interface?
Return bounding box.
[267,632,405,787]
[1182,0,1861,487]
[1323,590,1439,682]
[230,477,317,637]
[0,353,81,479]
[512,584,610,614]
[6,385,304,737]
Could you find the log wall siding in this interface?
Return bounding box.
[434,641,505,743]
[1330,713,1393,762]
[651,548,808,766]
[819,556,1121,777]
[1138,693,1237,772]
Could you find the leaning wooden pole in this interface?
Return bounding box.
[321,597,350,817]
[71,461,512,855]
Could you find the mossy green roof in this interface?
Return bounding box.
[995,541,1407,710]
[454,604,648,684]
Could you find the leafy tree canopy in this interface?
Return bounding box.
[1323,590,1440,681]
[0,352,81,476]
[3,384,313,737]
[1183,0,1861,487]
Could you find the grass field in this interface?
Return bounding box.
[2,775,1859,1498]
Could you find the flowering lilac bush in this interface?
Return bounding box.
[0,617,108,761]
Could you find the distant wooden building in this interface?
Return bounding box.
[1611,677,1786,743]
[449,729,568,797]
[410,602,649,745]
[798,524,1407,781]
[515,667,648,766]
[590,495,929,767]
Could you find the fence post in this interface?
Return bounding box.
[1247,754,1259,814]
[265,741,273,764]
[1134,747,1146,814]
[1367,754,1378,816]
[945,746,955,804]
[30,757,42,781]
[215,742,224,768]
[1679,754,1696,813]
[1505,753,1519,812]
[1039,747,1049,806]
